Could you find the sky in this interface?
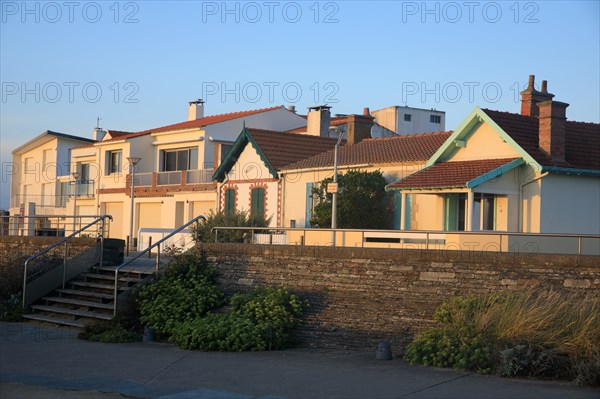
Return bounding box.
[1,0,599,209]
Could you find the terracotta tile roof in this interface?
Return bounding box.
[99,106,286,143]
[105,130,134,138]
[247,128,339,170]
[483,109,600,170]
[386,158,518,190]
[282,131,452,171]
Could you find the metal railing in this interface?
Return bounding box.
[22,215,112,307]
[11,194,70,208]
[113,214,206,315]
[210,226,600,256]
[0,215,110,237]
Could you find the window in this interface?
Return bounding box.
[251,188,265,218]
[107,151,122,175]
[220,144,233,164]
[430,115,441,124]
[404,113,412,122]
[161,148,198,172]
[225,189,236,214]
[79,163,90,181]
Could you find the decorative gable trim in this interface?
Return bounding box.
[212,127,278,182]
[425,107,540,169]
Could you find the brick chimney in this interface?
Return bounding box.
[537,100,569,162]
[306,105,331,136]
[346,114,374,145]
[520,75,554,117]
[188,99,205,121]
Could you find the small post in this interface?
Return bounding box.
[63,241,68,289]
[155,245,160,273]
[426,232,430,250]
[148,236,152,258]
[98,219,105,267]
[215,229,218,243]
[578,236,582,256]
[126,236,130,256]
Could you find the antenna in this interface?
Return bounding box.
[96,117,102,129]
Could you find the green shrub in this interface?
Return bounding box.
[405,295,493,373]
[137,251,225,338]
[192,210,271,243]
[79,319,140,343]
[0,293,23,321]
[171,286,307,351]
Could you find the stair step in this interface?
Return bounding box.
[55,289,114,300]
[23,314,86,328]
[42,296,114,310]
[31,305,112,320]
[81,273,143,283]
[70,281,116,290]
[93,266,155,275]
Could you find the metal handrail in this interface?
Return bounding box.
[210,226,600,256]
[113,214,206,315]
[22,214,112,307]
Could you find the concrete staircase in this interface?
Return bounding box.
[22,256,156,328]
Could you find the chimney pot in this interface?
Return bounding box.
[520,75,554,117]
[363,107,370,116]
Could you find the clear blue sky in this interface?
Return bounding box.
[1,0,599,209]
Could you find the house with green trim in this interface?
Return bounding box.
[386,75,600,235]
[212,127,339,227]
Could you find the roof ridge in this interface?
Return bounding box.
[363,130,453,142]
[249,128,339,141]
[483,108,600,126]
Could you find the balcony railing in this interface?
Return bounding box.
[134,168,214,188]
[70,180,95,196]
[11,194,70,208]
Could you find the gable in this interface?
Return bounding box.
[226,142,273,181]
[427,107,538,168]
[445,121,521,162]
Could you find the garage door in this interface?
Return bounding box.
[138,203,162,229]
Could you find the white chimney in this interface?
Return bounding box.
[188,99,205,121]
[306,105,331,136]
[93,127,106,141]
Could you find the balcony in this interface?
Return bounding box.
[10,181,96,209]
[135,169,214,187]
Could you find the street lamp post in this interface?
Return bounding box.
[331,128,345,246]
[71,171,80,234]
[127,157,141,255]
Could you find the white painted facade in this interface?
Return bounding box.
[372,106,445,135]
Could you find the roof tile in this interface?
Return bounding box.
[387,158,518,190]
[483,109,600,170]
[247,128,339,170]
[282,131,452,171]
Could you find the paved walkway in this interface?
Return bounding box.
[1,322,598,399]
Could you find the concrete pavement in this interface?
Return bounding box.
[1,321,598,399]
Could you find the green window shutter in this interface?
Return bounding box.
[251,188,265,217]
[225,189,236,214]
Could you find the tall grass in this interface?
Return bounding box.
[405,289,600,385]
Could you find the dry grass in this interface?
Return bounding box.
[476,289,600,359]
